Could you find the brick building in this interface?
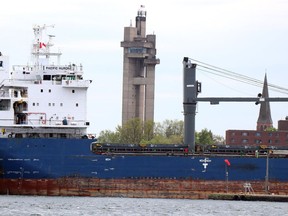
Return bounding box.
[226,74,288,148]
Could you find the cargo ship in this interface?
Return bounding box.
[0,25,288,199]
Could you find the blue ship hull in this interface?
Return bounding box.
[0,138,288,198]
[1,138,288,181]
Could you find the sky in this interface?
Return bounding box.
[1,0,288,137]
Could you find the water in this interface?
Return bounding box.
[0,196,287,216]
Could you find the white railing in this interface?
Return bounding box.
[0,118,87,127]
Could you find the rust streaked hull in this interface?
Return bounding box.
[1,178,288,199]
[1,138,288,198]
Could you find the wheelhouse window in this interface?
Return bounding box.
[43,75,51,80]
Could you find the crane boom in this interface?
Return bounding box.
[182,57,288,152]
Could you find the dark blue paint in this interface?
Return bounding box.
[0,138,287,181]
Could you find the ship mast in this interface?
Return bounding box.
[31,24,62,68]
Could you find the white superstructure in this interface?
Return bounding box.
[0,25,91,138]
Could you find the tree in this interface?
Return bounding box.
[117,118,143,144]
[143,120,154,141]
[213,134,225,144]
[97,119,224,145]
[265,127,277,132]
[154,119,184,138]
[196,128,214,145]
[97,130,120,143]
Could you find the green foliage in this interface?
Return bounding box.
[265,127,277,132]
[213,134,226,144]
[141,134,183,145]
[116,118,143,144]
[97,130,120,143]
[154,119,184,138]
[143,120,154,141]
[97,118,224,145]
[195,128,214,145]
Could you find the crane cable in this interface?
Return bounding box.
[189,58,288,95]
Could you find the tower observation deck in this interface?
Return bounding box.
[120,5,160,125]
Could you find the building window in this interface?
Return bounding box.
[242,139,248,143]
[255,139,262,144]
[230,138,235,143]
[269,133,273,137]
[128,47,147,54]
[268,140,272,144]
[276,133,279,137]
[242,132,248,136]
[255,132,261,137]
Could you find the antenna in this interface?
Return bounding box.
[137,5,146,17]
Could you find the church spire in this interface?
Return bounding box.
[257,74,273,131]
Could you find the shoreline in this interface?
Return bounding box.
[208,193,288,202]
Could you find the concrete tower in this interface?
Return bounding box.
[120,5,160,125]
[257,74,273,131]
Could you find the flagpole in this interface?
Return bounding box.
[225,163,229,193]
[224,159,230,193]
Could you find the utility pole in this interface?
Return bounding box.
[265,151,270,194]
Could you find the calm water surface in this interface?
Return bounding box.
[0,195,287,216]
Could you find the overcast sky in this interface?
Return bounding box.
[1,0,288,137]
